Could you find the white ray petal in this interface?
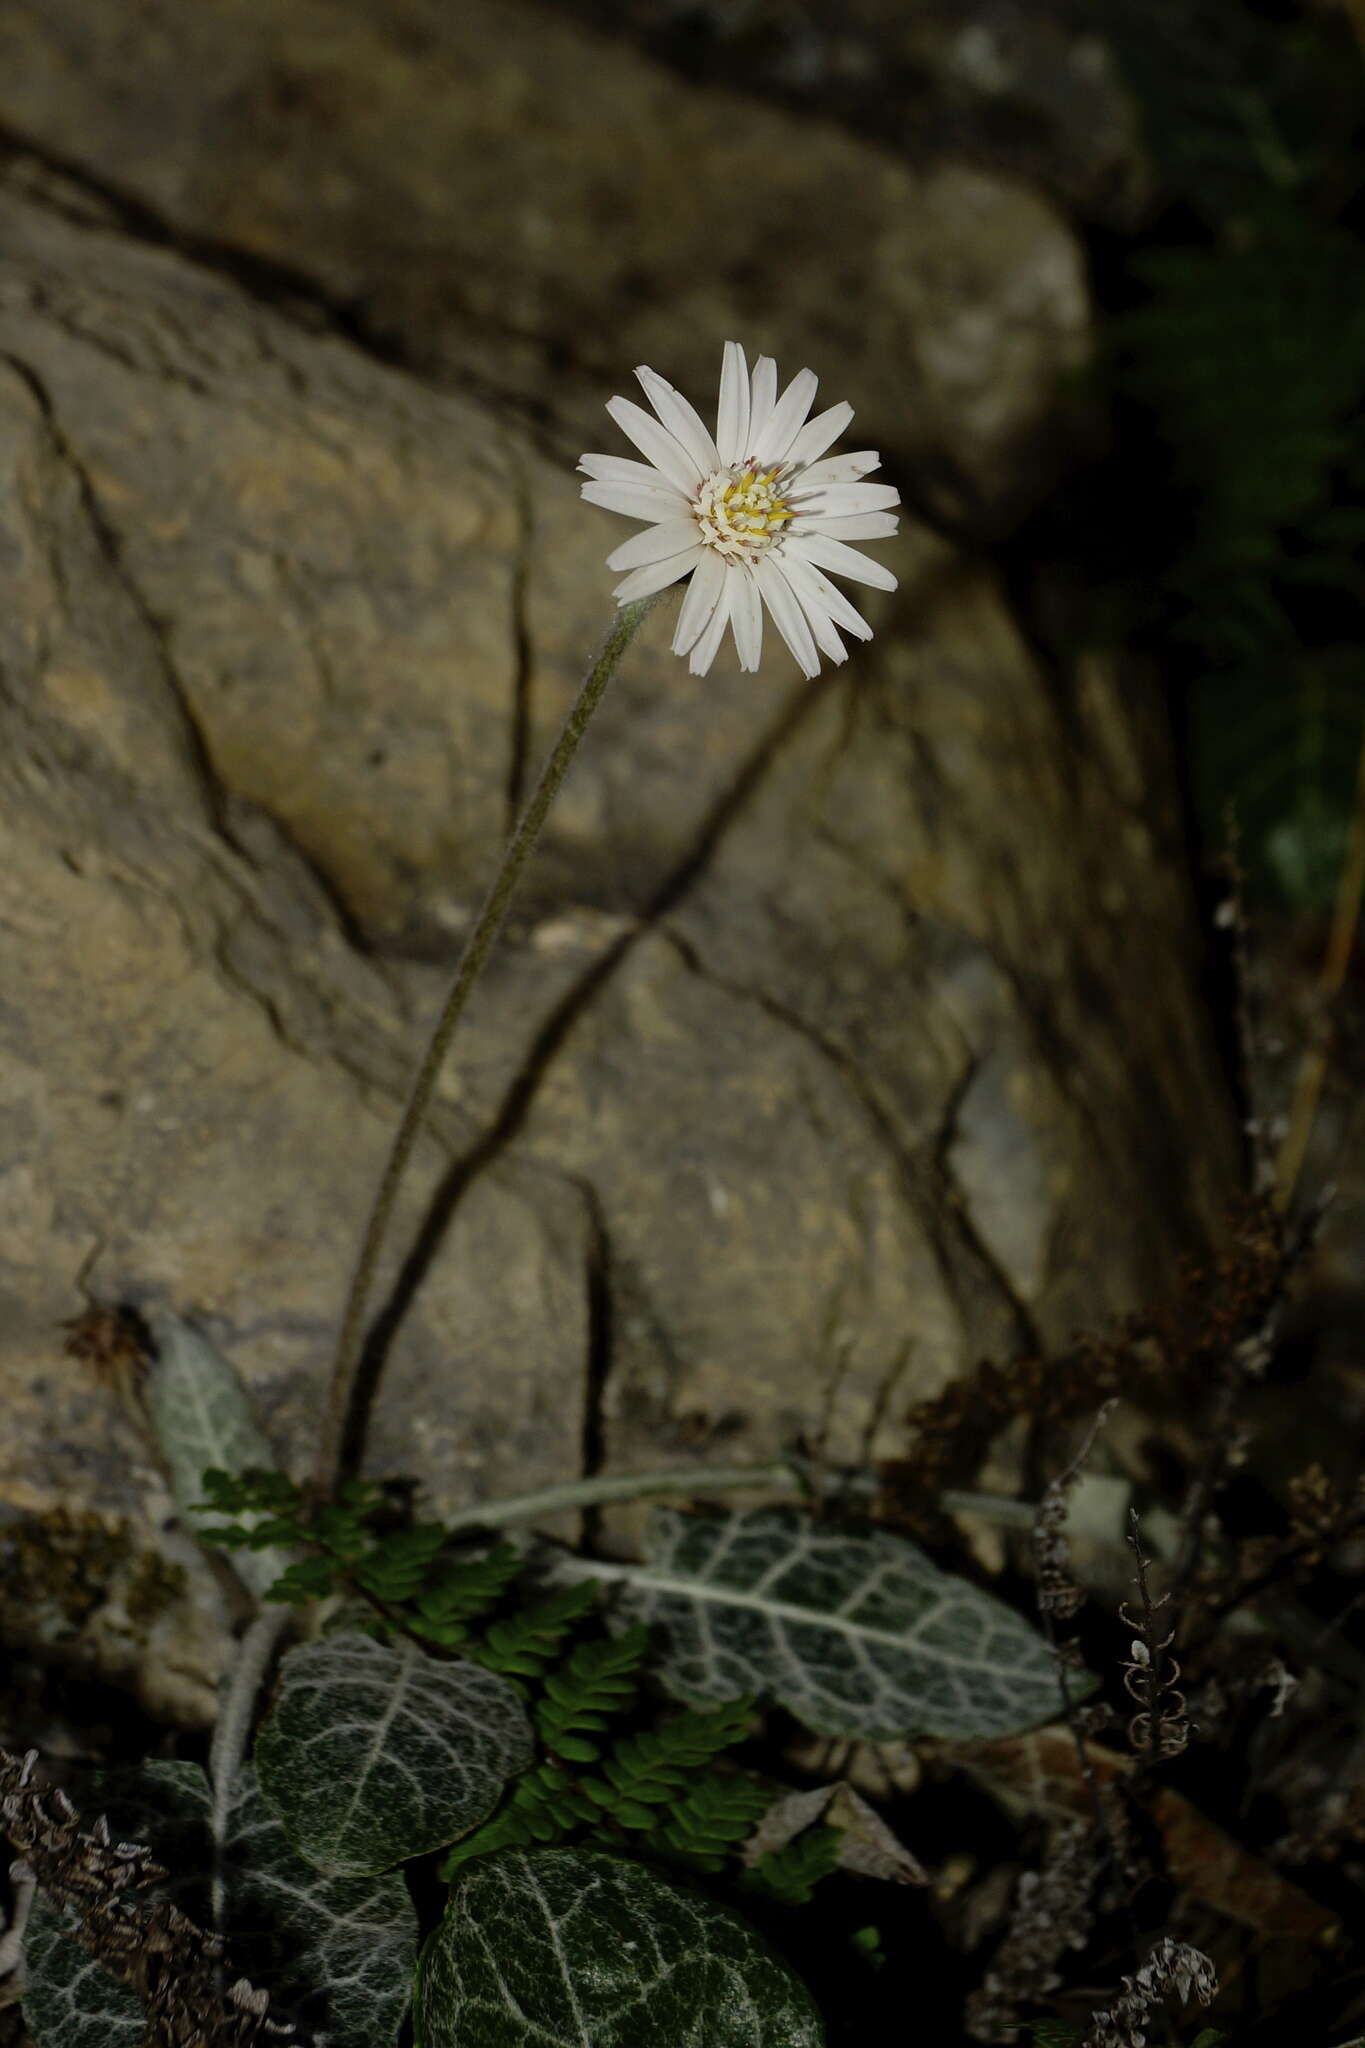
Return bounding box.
[754,554,820,678]
[794,511,901,541]
[753,367,818,466]
[578,453,676,487]
[777,549,874,640]
[606,395,704,493]
[612,547,704,601]
[635,366,721,477]
[730,567,763,672]
[792,451,881,488]
[689,576,735,676]
[778,557,848,666]
[786,531,898,592]
[581,479,692,524]
[716,341,751,467]
[607,519,701,571]
[788,482,900,517]
[672,549,728,656]
[745,356,778,459]
[785,401,854,469]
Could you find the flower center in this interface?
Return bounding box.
[694,462,793,560]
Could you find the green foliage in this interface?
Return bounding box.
[1190,656,1363,910]
[404,1545,524,1647]
[1100,0,1363,221]
[1097,0,1365,907]
[440,1684,768,1881]
[595,1694,756,1821]
[204,1476,825,1907]
[144,1319,295,1601]
[849,1923,884,1970]
[473,1579,602,1681]
[554,1507,1066,1740]
[438,1761,598,1873]
[1117,216,1365,613]
[655,1771,776,1874]
[420,1848,825,2047]
[22,1763,416,2048]
[535,1625,651,1762]
[255,1632,535,1877]
[746,1823,843,1906]
[206,1479,865,1933]
[196,1468,522,1646]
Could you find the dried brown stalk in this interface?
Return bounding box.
[0,1749,305,2048]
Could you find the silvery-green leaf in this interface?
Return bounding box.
[563,1507,1063,1741]
[417,1847,824,2047]
[21,1760,415,2048]
[142,1308,293,1600]
[21,1898,143,2048]
[255,1632,534,1876]
[225,1766,415,2044]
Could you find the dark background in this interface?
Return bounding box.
[2,3,1364,2044]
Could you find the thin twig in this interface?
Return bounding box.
[1170,1195,1326,1613]
[313,594,662,1497]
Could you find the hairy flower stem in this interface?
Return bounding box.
[208,1606,290,1929]
[315,596,661,1497]
[443,1464,1039,1536]
[448,1462,798,1532]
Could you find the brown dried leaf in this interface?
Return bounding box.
[934,1724,1338,1944]
[1151,1787,1339,1943]
[934,1723,1131,1825]
[746,1782,929,1886]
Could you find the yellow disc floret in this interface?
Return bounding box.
[695,461,794,560]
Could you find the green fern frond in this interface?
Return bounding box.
[1192,660,1364,909]
[195,1468,310,1549]
[403,1543,524,1647]
[597,1697,755,1812]
[261,1555,337,1606]
[1117,217,1365,599]
[536,1627,651,1763]
[354,1522,449,1602]
[471,1580,602,1679]
[441,1642,761,1878]
[650,1772,775,1873]
[1096,0,1365,909]
[195,1468,528,1640]
[439,1763,603,1878]
[197,1468,301,1515]
[1101,0,1364,221]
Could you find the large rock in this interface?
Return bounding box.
[0,189,599,1718]
[0,0,1092,532]
[0,73,1232,1717]
[547,0,1149,227]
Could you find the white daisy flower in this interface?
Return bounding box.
[578,342,900,679]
